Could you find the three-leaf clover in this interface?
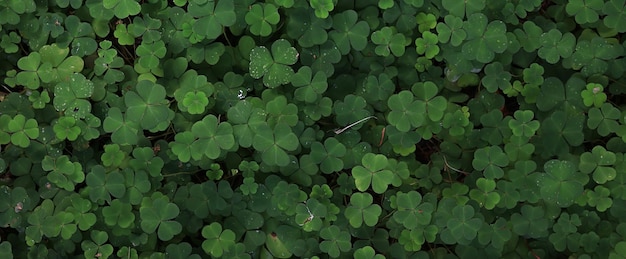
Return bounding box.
[124,80,171,130]
[190,115,236,160]
[202,222,236,257]
[579,146,616,184]
[415,31,440,59]
[392,191,434,229]
[249,39,299,88]
[188,0,236,40]
[245,3,280,37]
[7,114,39,148]
[319,225,351,257]
[252,123,299,167]
[436,15,466,46]
[85,165,125,203]
[310,138,346,174]
[587,103,620,136]
[344,192,381,228]
[508,110,540,137]
[53,73,93,120]
[309,0,334,19]
[102,107,140,145]
[472,146,509,179]
[442,205,483,243]
[53,116,81,141]
[102,0,141,19]
[538,29,576,64]
[538,160,586,207]
[442,0,485,18]
[387,90,424,132]
[291,66,328,103]
[352,153,394,194]
[371,26,408,57]
[329,10,370,55]
[581,83,607,108]
[140,196,182,241]
[565,0,603,24]
[462,13,508,63]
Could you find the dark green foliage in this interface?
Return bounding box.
[2,0,626,258]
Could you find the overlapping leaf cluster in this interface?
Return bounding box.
[1,0,626,258]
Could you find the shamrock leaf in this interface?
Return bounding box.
[581,83,607,108]
[462,13,508,63]
[472,146,509,179]
[42,155,84,191]
[538,29,576,64]
[570,37,624,76]
[469,178,500,210]
[188,0,236,40]
[508,110,540,137]
[102,199,135,228]
[245,3,280,37]
[482,62,512,93]
[387,90,424,132]
[539,160,586,207]
[227,100,266,148]
[124,80,171,130]
[285,8,332,48]
[344,192,381,228]
[565,0,603,24]
[56,15,98,57]
[310,138,346,174]
[7,114,39,148]
[53,73,93,120]
[190,115,235,160]
[309,0,334,19]
[443,205,483,243]
[587,103,620,136]
[329,10,370,55]
[252,123,299,167]
[128,15,162,44]
[102,0,141,19]
[85,165,125,203]
[371,26,408,57]
[536,110,585,157]
[436,15,466,47]
[352,153,394,194]
[136,40,166,69]
[319,225,351,257]
[202,222,235,257]
[52,116,80,141]
[249,39,299,88]
[266,95,298,127]
[415,31,440,59]
[392,191,434,229]
[333,94,370,130]
[140,196,182,241]
[413,81,448,122]
[603,0,626,32]
[102,107,140,145]
[442,0,485,18]
[579,146,616,184]
[291,66,328,103]
[81,230,114,258]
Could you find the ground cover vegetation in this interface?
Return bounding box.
[1,0,626,258]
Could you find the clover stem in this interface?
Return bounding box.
[442,155,468,175]
[333,116,377,135]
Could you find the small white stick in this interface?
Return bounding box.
[333,116,377,135]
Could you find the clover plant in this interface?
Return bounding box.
[3,0,626,258]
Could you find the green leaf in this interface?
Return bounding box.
[565,0,603,24]
[188,0,236,40]
[102,199,135,228]
[310,138,346,174]
[415,31,440,59]
[445,205,483,242]
[85,165,126,203]
[344,192,381,228]
[539,160,586,207]
[329,10,370,55]
[102,0,141,18]
[249,39,299,88]
[472,146,509,179]
[371,26,408,57]
[482,62,512,93]
[140,196,182,241]
[53,116,80,141]
[266,95,298,127]
[291,66,328,103]
[101,144,126,168]
[102,107,139,145]
[442,0,485,18]
[53,73,93,120]
[469,178,500,210]
[579,146,616,184]
[252,123,299,167]
[202,222,236,257]
[7,114,39,148]
[462,13,508,63]
[392,191,434,229]
[386,90,424,132]
[436,15,466,47]
[587,103,620,136]
[245,3,280,37]
[309,0,334,19]
[190,115,235,160]
[124,80,171,130]
[352,153,394,194]
[508,110,540,137]
[319,225,351,257]
[603,0,626,32]
[581,83,607,108]
[538,29,576,64]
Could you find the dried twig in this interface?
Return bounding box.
[333,116,377,135]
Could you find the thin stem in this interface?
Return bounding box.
[333,116,377,135]
[442,155,468,175]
